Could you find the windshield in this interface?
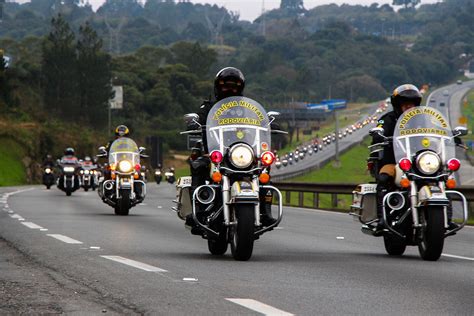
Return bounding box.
[109,137,140,165]
[206,96,271,156]
[393,107,455,163]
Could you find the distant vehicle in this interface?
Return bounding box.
[457,80,463,85]
[439,102,445,107]
[430,98,436,103]
[442,89,449,96]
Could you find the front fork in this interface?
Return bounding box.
[222,176,261,227]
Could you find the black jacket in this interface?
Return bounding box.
[372,110,398,166]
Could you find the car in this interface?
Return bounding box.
[439,102,445,107]
[442,89,449,96]
[457,80,463,85]
[430,98,436,103]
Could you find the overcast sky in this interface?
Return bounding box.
[13,0,442,21]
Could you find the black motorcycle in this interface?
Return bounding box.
[154,168,162,184]
[174,96,284,261]
[351,107,469,261]
[57,158,80,196]
[165,168,175,184]
[97,138,147,216]
[80,162,97,191]
[42,166,55,189]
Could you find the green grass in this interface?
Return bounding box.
[461,91,474,160]
[289,138,372,184]
[0,137,27,186]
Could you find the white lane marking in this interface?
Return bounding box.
[6,188,35,196]
[47,234,83,244]
[21,222,44,229]
[157,206,163,209]
[336,236,345,240]
[100,256,167,272]
[10,214,24,220]
[442,254,474,261]
[183,278,198,282]
[40,228,49,232]
[226,299,294,316]
[90,246,101,250]
[138,203,147,206]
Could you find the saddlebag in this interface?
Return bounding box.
[173,176,193,220]
[350,183,377,223]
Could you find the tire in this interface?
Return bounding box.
[46,185,51,190]
[66,190,72,196]
[114,189,130,216]
[208,226,228,256]
[383,234,406,256]
[230,204,255,261]
[84,187,89,192]
[418,206,445,261]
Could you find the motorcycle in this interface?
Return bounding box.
[42,166,55,189]
[173,96,284,261]
[57,158,80,196]
[97,138,147,216]
[154,168,163,184]
[165,168,175,184]
[80,162,98,191]
[351,107,469,261]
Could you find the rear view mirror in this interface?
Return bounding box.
[184,113,200,123]
[267,111,281,117]
[97,146,107,158]
[453,126,468,137]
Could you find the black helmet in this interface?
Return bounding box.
[214,67,245,101]
[390,84,422,116]
[115,125,130,137]
[84,156,92,162]
[64,147,75,156]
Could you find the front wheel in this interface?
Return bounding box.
[114,189,130,216]
[418,206,445,261]
[66,190,72,196]
[383,234,406,256]
[230,204,255,261]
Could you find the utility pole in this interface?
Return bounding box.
[329,85,341,168]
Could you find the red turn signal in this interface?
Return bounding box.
[447,158,461,171]
[135,164,141,171]
[399,158,412,172]
[210,150,223,164]
[261,151,275,166]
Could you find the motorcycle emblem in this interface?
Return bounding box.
[236,130,245,139]
[421,138,430,148]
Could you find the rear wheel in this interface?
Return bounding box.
[418,206,445,261]
[230,204,255,261]
[383,234,406,256]
[114,189,130,216]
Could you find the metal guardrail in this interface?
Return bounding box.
[273,182,474,214]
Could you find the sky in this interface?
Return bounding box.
[13,0,442,21]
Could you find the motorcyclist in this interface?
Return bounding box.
[372,84,459,232]
[43,154,55,168]
[186,67,276,229]
[105,125,130,153]
[60,147,79,164]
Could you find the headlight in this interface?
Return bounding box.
[118,160,133,173]
[155,171,161,175]
[45,168,51,174]
[229,144,254,169]
[416,152,441,175]
[63,166,75,173]
[84,170,90,175]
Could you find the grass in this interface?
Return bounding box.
[0,137,27,186]
[461,90,474,161]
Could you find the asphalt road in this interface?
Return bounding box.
[1,184,473,314]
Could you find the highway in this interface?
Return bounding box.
[1,184,473,314]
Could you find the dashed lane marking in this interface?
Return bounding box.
[10,214,24,221]
[100,256,168,272]
[21,222,44,229]
[442,254,474,261]
[47,234,83,244]
[226,299,294,316]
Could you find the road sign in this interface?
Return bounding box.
[109,86,123,109]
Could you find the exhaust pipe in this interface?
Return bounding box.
[386,192,405,211]
[196,185,216,205]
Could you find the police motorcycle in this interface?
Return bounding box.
[174,96,284,261]
[57,157,81,196]
[80,157,98,191]
[43,166,55,189]
[165,167,176,184]
[97,138,147,216]
[154,166,163,184]
[351,107,469,261]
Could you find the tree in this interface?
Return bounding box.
[392,0,420,9]
[42,14,78,119]
[77,22,112,127]
[280,0,305,13]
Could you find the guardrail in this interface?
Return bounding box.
[273,182,474,217]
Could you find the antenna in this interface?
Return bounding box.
[104,15,126,55]
[205,9,226,46]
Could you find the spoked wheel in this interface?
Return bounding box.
[208,226,228,255]
[383,234,406,256]
[114,189,130,216]
[418,207,445,261]
[230,204,255,261]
